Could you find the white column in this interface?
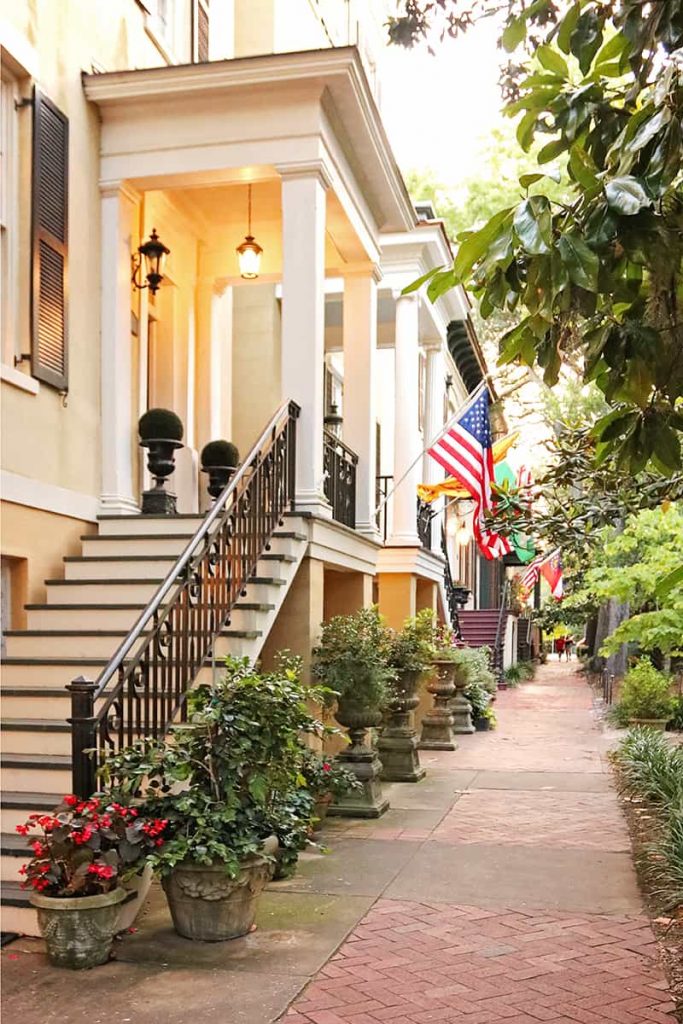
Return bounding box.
[342,269,380,537]
[389,291,421,546]
[195,279,232,454]
[280,167,330,515]
[99,183,138,516]
[423,338,446,554]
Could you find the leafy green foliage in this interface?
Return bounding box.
[101,656,333,878]
[387,609,437,674]
[613,658,675,722]
[312,607,395,712]
[393,1,683,473]
[299,748,360,801]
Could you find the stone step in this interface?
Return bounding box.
[24,603,147,632]
[0,753,72,795]
[96,515,204,537]
[1,719,72,756]
[45,578,162,606]
[63,556,177,582]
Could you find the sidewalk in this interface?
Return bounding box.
[2,662,677,1024]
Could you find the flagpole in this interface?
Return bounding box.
[374,379,489,518]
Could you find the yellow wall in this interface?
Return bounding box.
[0,501,94,627]
[231,283,282,455]
[259,556,324,681]
[323,569,373,620]
[377,572,416,630]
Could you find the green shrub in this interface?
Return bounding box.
[387,609,436,674]
[454,646,496,693]
[464,679,491,719]
[504,664,523,686]
[201,439,239,468]
[138,407,184,441]
[312,607,395,712]
[614,727,683,805]
[614,659,674,722]
[517,660,536,681]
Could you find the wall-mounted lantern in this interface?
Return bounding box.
[132,228,170,295]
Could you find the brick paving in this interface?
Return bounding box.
[281,662,677,1024]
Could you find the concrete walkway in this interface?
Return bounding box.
[2,662,677,1023]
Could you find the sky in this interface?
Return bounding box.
[378,16,508,185]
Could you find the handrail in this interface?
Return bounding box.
[493,578,510,685]
[323,429,358,529]
[322,428,358,465]
[68,399,300,796]
[441,526,463,640]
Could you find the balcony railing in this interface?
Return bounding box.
[323,430,358,529]
[417,498,434,549]
[376,474,392,541]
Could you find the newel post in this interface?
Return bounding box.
[67,676,98,798]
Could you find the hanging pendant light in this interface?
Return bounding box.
[236,183,263,279]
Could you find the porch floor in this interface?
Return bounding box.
[1,662,676,1023]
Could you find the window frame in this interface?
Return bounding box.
[0,67,20,369]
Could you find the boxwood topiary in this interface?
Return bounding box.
[201,440,240,469]
[138,408,184,442]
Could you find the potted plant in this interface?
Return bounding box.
[295,749,359,832]
[200,440,240,501]
[379,609,435,782]
[312,607,394,818]
[465,678,494,730]
[419,623,460,751]
[615,659,674,731]
[16,796,166,969]
[103,655,331,940]
[138,408,184,515]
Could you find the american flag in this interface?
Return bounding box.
[518,548,564,600]
[428,389,512,560]
[519,556,542,595]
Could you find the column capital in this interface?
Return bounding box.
[422,337,443,353]
[393,288,419,305]
[99,179,141,204]
[276,160,333,191]
[342,263,383,284]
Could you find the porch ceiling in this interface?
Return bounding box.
[165,179,369,277]
[83,47,416,251]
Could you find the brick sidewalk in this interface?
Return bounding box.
[281,662,677,1024]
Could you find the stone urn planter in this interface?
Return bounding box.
[419,659,457,751]
[450,663,475,735]
[30,887,127,969]
[378,669,426,783]
[312,793,333,830]
[629,717,669,732]
[329,700,389,819]
[162,836,278,941]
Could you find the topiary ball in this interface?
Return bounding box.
[138,408,184,442]
[201,440,240,469]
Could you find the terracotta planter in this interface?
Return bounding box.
[378,668,426,783]
[629,717,669,732]
[30,887,127,969]
[162,837,277,941]
[116,863,153,933]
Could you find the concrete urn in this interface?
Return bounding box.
[30,887,127,969]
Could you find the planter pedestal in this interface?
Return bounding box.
[329,705,389,819]
[419,660,457,751]
[378,669,426,783]
[451,669,475,735]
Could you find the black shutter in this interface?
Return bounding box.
[192,0,210,62]
[31,88,68,391]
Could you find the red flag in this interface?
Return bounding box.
[541,549,564,600]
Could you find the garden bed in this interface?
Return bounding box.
[611,745,683,1022]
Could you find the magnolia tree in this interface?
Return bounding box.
[393,0,683,475]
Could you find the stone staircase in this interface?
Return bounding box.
[0,512,308,936]
[458,609,506,650]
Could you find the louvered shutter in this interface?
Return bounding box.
[192,0,210,63]
[31,88,68,391]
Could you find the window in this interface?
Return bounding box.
[0,69,19,366]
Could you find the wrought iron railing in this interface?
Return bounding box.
[68,400,300,797]
[441,527,463,640]
[493,579,510,686]
[323,429,357,529]
[376,474,392,541]
[416,498,434,549]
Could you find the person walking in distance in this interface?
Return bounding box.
[555,636,565,660]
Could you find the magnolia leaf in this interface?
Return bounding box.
[513,196,552,254]
[557,232,599,291]
[536,45,568,77]
[568,145,598,188]
[593,31,628,67]
[604,176,651,216]
[502,15,526,52]
[516,110,538,152]
[537,137,568,164]
[520,168,562,188]
[655,565,683,599]
[426,268,457,302]
[453,208,514,281]
[401,265,443,296]
[557,1,580,54]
